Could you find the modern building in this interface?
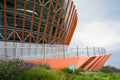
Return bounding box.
[0,0,111,70]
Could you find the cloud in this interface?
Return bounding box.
[71,0,120,47]
[74,0,120,22]
[72,21,120,47]
[71,0,120,68]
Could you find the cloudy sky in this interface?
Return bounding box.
[71,0,120,68]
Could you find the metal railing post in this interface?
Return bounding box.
[77,45,79,57]
[44,44,46,60]
[93,47,96,56]
[63,44,65,58]
[15,43,18,58]
[98,47,100,55]
[101,47,104,54]
[104,48,106,54]
[87,46,89,56]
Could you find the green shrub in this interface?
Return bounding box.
[38,63,51,70]
[61,67,73,74]
[100,67,113,73]
[75,68,85,74]
[0,59,21,79]
[19,67,58,80]
[100,66,120,74]
[61,68,86,75]
[0,59,35,80]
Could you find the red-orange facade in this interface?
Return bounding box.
[0,0,111,70]
[0,0,77,45]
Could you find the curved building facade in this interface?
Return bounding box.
[0,0,77,45]
[0,0,77,59]
[0,0,111,71]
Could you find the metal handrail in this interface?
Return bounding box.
[0,44,106,60]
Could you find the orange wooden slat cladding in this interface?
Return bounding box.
[28,0,37,56]
[20,0,27,56]
[3,0,78,47]
[42,0,52,44]
[4,0,7,57]
[48,0,60,44]
[53,0,65,44]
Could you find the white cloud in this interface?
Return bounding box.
[71,0,120,68]
[71,21,120,47]
[71,0,120,47]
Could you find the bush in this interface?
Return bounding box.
[38,63,51,70]
[0,59,21,79]
[61,68,73,74]
[75,68,85,74]
[100,66,120,73]
[100,66,113,73]
[0,59,35,80]
[19,67,58,80]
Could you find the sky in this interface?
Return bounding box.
[70,0,120,68]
